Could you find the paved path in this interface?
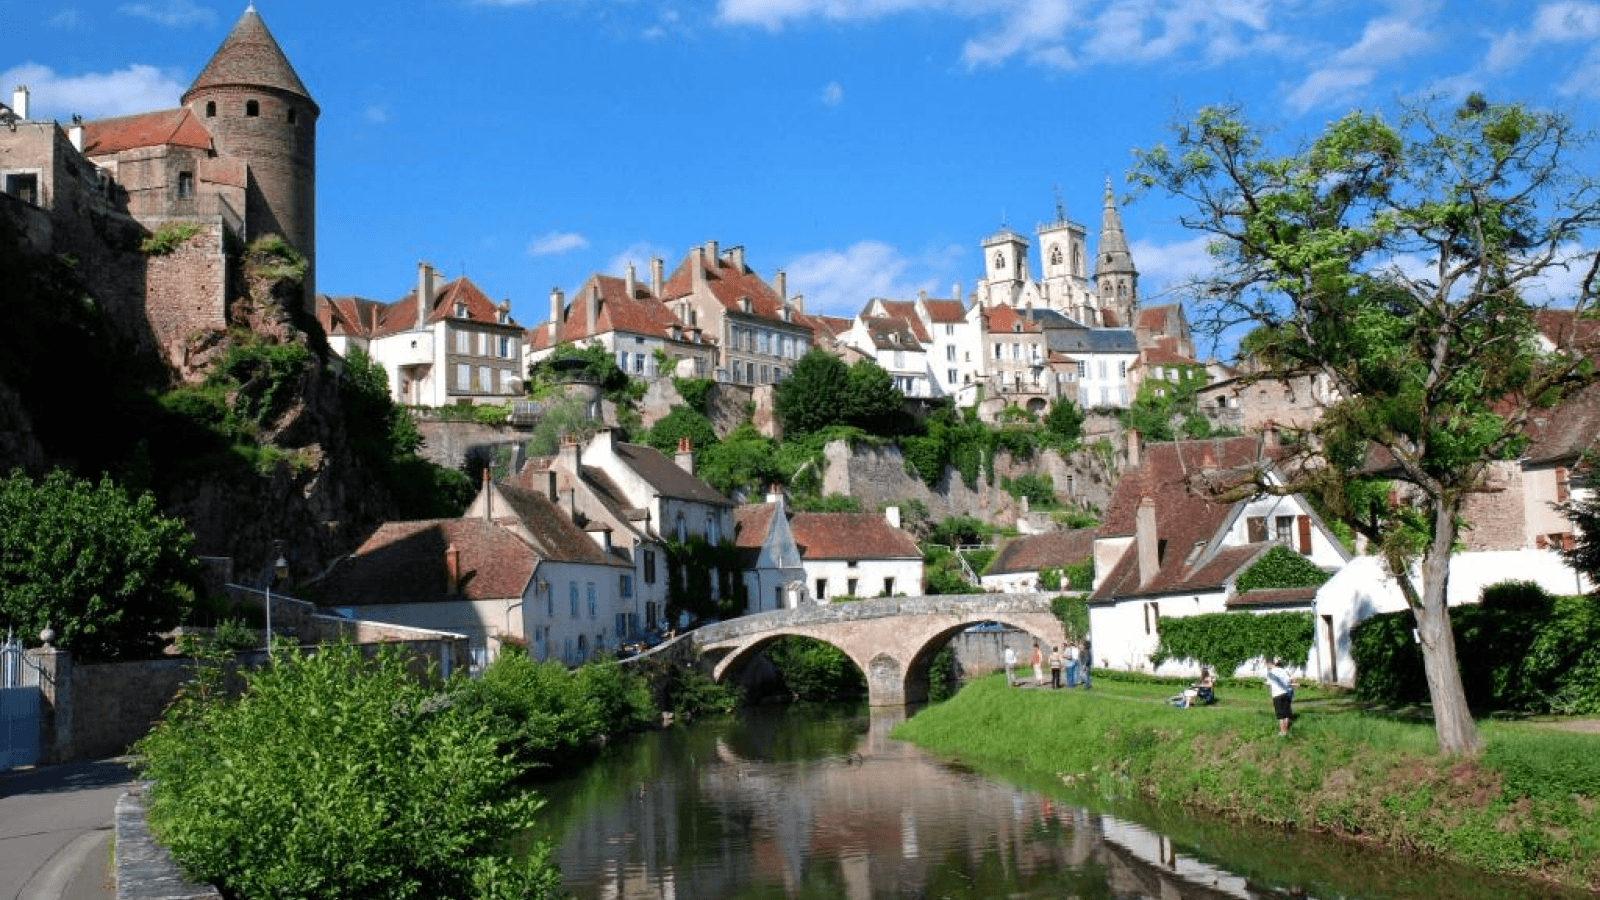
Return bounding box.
[0,759,132,900]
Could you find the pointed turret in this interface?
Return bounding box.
[1093,177,1138,325]
[183,5,317,111]
[183,5,319,310]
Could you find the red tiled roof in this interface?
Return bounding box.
[1226,586,1319,609]
[986,529,1095,576]
[80,108,212,156]
[365,275,514,339]
[733,504,778,550]
[526,274,695,352]
[1524,381,1600,464]
[1536,309,1600,356]
[920,299,967,324]
[982,306,1043,334]
[660,246,805,328]
[790,513,920,561]
[492,484,629,566]
[315,519,534,605]
[184,7,316,106]
[614,442,734,507]
[861,315,925,352]
[872,301,932,343]
[1141,345,1199,366]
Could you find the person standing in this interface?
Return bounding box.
[1064,641,1080,688]
[1030,642,1044,686]
[1003,645,1018,686]
[1265,657,1294,736]
[1048,645,1063,688]
[1080,638,1093,689]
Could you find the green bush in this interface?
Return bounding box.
[464,651,653,770]
[134,642,561,900]
[767,636,866,700]
[1150,611,1314,675]
[1233,545,1331,593]
[672,376,715,412]
[661,664,742,717]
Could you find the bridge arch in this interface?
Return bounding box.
[692,595,1067,706]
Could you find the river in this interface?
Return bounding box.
[532,703,1588,900]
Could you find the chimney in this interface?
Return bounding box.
[765,482,783,505]
[558,434,581,476]
[727,245,744,270]
[692,247,707,291]
[586,282,600,335]
[792,293,805,316]
[445,543,461,595]
[11,85,27,121]
[675,437,695,474]
[544,469,558,503]
[705,240,719,266]
[651,256,664,297]
[774,270,787,303]
[1136,493,1159,587]
[416,262,436,329]
[548,287,564,342]
[69,123,83,151]
[884,505,901,529]
[625,262,636,298]
[1126,429,1141,469]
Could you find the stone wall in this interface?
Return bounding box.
[146,221,228,370]
[415,418,521,471]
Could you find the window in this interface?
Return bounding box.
[847,578,858,597]
[948,369,958,384]
[499,335,512,358]
[456,363,470,390]
[570,583,579,618]
[1275,515,1294,544]
[478,366,491,392]
[456,302,468,318]
[706,513,720,544]
[1011,343,1020,360]
[1152,366,1163,380]
[746,362,755,383]
[545,583,554,618]
[577,635,588,660]
[1077,361,1086,378]
[587,583,597,618]
[616,613,628,637]
[1144,602,1160,634]
[646,601,657,629]
[1119,361,1128,378]
[456,330,470,353]
[3,173,38,206]
[620,574,633,598]
[1098,360,1108,379]
[644,550,656,583]
[884,577,895,595]
[761,331,771,354]
[246,99,259,117]
[1246,516,1267,542]
[205,100,216,117]
[477,332,487,355]
[675,513,687,543]
[945,324,955,336]
[759,364,769,383]
[177,171,193,199]
[287,108,297,124]
[893,350,904,368]
[816,578,827,599]
[946,345,956,361]
[633,353,645,374]
[993,344,1002,360]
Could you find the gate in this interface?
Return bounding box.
[1,632,42,769]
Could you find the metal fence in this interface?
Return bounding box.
[0,632,41,768]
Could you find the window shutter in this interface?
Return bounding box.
[1298,515,1312,554]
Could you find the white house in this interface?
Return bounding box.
[733,493,811,612]
[789,509,924,601]
[980,529,1096,594]
[1087,436,1349,678]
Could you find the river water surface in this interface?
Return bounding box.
[533,703,1587,900]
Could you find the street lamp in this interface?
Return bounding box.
[265,555,288,655]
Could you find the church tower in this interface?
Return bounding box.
[1037,198,1090,321]
[979,227,1029,307]
[1092,178,1138,326]
[182,5,319,309]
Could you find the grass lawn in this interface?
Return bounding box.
[894,670,1600,893]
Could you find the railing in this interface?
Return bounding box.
[1,632,40,689]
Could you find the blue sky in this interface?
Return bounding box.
[8,0,1597,358]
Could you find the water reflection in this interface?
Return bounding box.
[533,704,1582,900]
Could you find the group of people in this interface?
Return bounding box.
[1003,640,1091,689]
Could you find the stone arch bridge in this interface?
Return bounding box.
[689,593,1066,706]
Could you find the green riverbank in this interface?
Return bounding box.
[893,673,1600,894]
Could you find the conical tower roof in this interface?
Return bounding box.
[183,5,317,112]
[1095,177,1136,277]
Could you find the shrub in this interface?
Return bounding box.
[1233,545,1331,593]
[1150,611,1314,675]
[672,376,715,412]
[134,642,561,900]
[766,636,866,700]
[140,221,203,255]
[464,651,653,770]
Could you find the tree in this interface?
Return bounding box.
[1043,397,1086,448]
[775,350,851,437]
[645,406,720,459]
[0,468,199,660]
[1132,97,1600,754]
[843,359,905,430]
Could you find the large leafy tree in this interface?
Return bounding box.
[775,349,907,438]
[1132,97,1600,754]
[0,468,199,660]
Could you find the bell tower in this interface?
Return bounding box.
[979,227,1029,308]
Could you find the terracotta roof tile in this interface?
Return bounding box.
[80,108,212,156]
[526,274,697,352]
[982,306,1044,334]
[920,299,967,323]
[733,504,778,550]
[492,484,629,566]
[659,247,806,329]
[315,519,533,605]
[1225,586,1319,608]
[614,442,734,507]
[789,513,921,560]
[872,301,933,343]
[987,529,1096,575]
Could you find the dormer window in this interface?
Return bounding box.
[454,302,467,318]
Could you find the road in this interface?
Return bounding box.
[0,759,131,900]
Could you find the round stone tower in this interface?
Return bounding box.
[182,4,319,309]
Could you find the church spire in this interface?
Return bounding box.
[1094,177,1138,322]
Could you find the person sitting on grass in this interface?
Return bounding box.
[1171,668,1216,708]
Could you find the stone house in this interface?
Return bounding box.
[317,261,525,407]
[848,300,938,398]
[1087,436,1350,677]
[790,510,924,601]
[980,529,1096,593]
[733,492,811,613]
[658,241,814,387]
[524,266,716,381]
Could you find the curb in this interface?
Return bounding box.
[113,786,220,900]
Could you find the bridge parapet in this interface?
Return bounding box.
[692,593,1065,706]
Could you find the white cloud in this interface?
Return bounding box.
[1487,1,1600,72]
[782,240,945,316]
[1283,65,1377,115]
[528,231,591,256]
[119,0,217,27]
[363,105,390,124]
[49,8,85,28]
[715,0,967,32]
[1128,235,1217,301]
[820,81,844,105]
[0,63,186,120]
[1283,15,1434,114]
